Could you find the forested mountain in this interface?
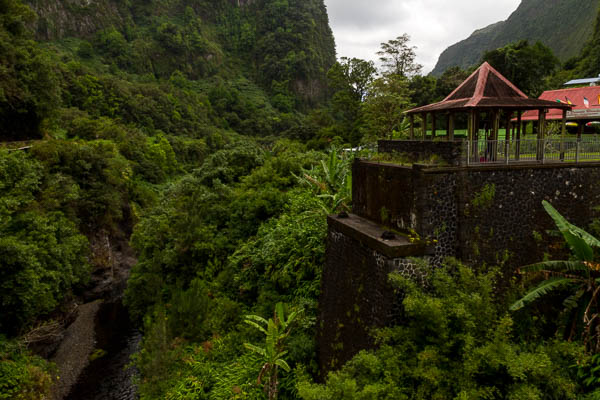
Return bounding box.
[0,0,340,397]
[7,0,600,398]
[431,0,599,76]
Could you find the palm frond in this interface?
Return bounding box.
[510,277,575,311]
[274,358,291,373]
[543,201,599,261]
[563,289,586,313]
[244,343,267,357]
[520,260,589,274]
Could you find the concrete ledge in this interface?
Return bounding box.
[357,158,600,174]
[328,214,426,259]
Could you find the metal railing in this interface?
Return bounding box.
[466,138,600,165]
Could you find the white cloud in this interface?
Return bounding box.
[324,0,521,73]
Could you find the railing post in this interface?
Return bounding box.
[541,139,546,164]
[504,139,509,165]
[576,141,580,163]
[467,140,470,167]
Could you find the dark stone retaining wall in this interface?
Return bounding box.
[320,160,600,376]
[454,164,600,269]
[378,140,466,167]
[319,216,430,378]
[352,161,416,230]
[352,160,600,271]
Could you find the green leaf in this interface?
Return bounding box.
[520,260,589,273]
[244,318,268,335]
[510,277,575,311]
[274,358,291,373]
[543,200,599,261]
[244,343,267,357]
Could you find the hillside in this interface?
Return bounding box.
[25,0,337,106]
[431,0,599,76]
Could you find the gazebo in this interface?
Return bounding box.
[404,62,573,163]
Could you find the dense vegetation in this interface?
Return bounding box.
[3,0,600,398]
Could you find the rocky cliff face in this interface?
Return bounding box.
[431,0,600,76]
[27,0,126,40]
[25,0,336,105]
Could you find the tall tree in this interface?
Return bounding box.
[0,0,59,140]
[363,74,413,140]
[325,57,377,144]
[377,34,422,78]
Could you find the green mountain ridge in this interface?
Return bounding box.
[25,0,336,106]
[431,0,600,76]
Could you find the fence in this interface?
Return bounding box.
[466,138,600,165]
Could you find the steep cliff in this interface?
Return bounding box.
[25,0,336,105]
[431,0,599,76]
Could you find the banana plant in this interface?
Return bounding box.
[244,303,301,400]
[295,148,352,214]
[511,200,600,352]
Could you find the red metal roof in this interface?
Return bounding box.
[521,86,600,121]
[406,62,571,114]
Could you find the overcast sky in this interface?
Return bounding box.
[324,0,521,74]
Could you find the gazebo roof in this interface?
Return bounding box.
[406,62,572,114]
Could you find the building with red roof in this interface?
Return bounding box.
[521,86,600,123]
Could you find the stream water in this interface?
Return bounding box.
[65,300,141,400]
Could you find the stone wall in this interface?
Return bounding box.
[318,215,428,378]
[352,160,416,230]
[320,160,600,377]
[455,164,600,269]
[378,140,466,167]
[352,159,600,272]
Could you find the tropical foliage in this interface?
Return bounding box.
[511,201,600,353]
[299,262,585,399]
[244,303,301,400]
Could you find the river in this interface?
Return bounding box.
[65,300,141,400]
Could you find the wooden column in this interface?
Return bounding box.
[421,112,427,140]
[560,109,567,161]
[516,111,522,160]
[490,109,499,161]
[409,114,415,139]
[468,110,478,162]
[504,111,512,163]
[448,113,455,141]
[537,109,547,161]
[431,113,437,140]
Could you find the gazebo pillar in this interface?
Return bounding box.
[560,109,567,161]
[504,111,512,163]
[447,113,455,141]
[421,112,427,140]
[516,111,522,160]
[409,114,415,139]
[491,109,500,161]
[468,110,478,162]
[431,112,437,140]
[537,109,547,161]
